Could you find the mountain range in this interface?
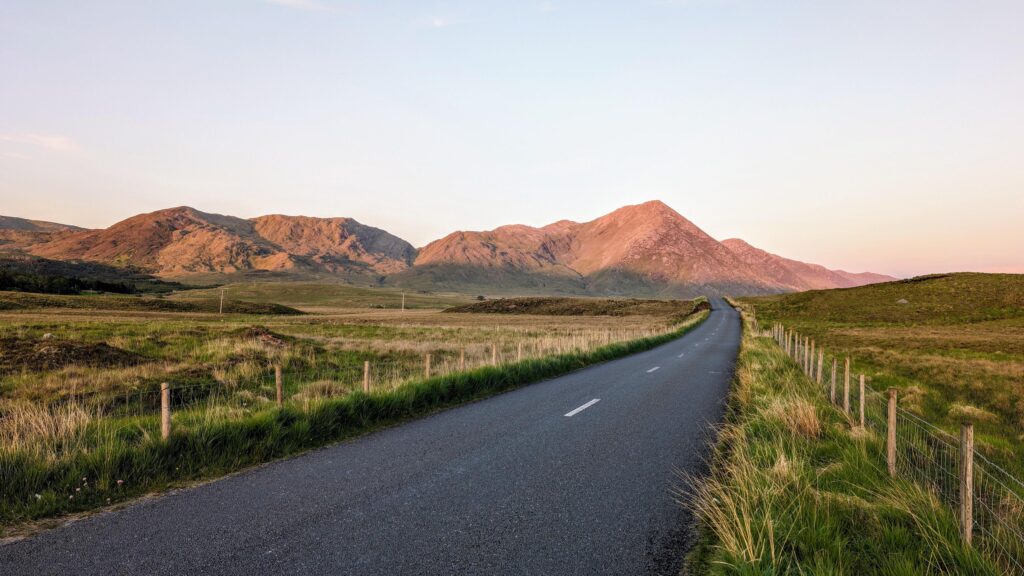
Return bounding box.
[0,201,894,297]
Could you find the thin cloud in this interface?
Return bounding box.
[415,13,464,28]
[265,0,336,13]
[538,2,559,12]
[0,133,79,152]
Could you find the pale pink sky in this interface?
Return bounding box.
[2,1,1022,278]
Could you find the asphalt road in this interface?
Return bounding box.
[2,298,741,576]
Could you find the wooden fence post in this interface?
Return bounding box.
[491,344,497,365]
[887,389,897,477]
[425,354,432,379]
[363,361,370,392]
[817,349,824,385]
[844,357,851,414]
[805,338,810,373]
[830,358,837,404]
[459,349,465,371]
[859,374,865,427]
[810,341,815,376]
[801,338,806,373]
[960,423,975,545]
[517,342,523,362]
[275,364,283,407]
[160,382,171,440]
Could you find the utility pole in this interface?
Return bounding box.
[401,292,405,311]
[219,288,225,315]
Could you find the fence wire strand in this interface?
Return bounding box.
[766,323,1024,574]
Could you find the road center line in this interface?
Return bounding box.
[647,366,660,373]
[564,399,600,417]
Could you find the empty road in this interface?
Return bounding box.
[2,298,741,576]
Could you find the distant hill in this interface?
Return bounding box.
[0,215,83,251]
[742,272,1024,325]
[3,201,895,296]
[0,216,82,232]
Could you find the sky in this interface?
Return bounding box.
[1,0,1022,278]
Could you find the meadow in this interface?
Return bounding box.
[0,286,707,532]
[739,273,1024,476]
[686,300,1002,574]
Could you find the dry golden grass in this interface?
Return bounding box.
[744,275,1024,475]
[762,397,820,438]
[0,302,697,466]
[686,302,1002,574]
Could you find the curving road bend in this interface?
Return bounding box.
[1,298,741,576]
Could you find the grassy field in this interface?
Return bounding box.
[686,301,1001,574]
[739,273,1024,475]
[0,292,706,532]
[0,290,301,314]
[169,280,474,311]
[445,295,710,320]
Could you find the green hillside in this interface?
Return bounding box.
[747,273,1023,325]
[741,272,1024,475]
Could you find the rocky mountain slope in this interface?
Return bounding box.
[25,207,416,276]
[721,238,894,292]
[0,216,82,251]
[3,202,894,295]
[403,201,892,296]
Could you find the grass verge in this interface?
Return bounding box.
[1,308,708,534]
[684,302,1000,575]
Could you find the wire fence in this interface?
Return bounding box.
[0,322,688,460]
[761,320,1024,574]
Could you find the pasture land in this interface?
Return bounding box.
[0,291,705,531]
[687,301,1001,574]
[168,280,473,311]
[740,273,1024,474]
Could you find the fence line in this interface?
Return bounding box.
[1,320,696,460]
[764,320,1024,574]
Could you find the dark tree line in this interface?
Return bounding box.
[0,270,138,295]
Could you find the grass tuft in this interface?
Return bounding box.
[683,303,1000,574]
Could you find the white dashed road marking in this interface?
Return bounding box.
[564,399,600,417]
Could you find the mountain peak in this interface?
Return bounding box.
[7,201,894,295]
[608,199,674,217]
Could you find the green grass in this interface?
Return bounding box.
[445,295,709,320]
[0,310,707,532]
[747,273,1023,325]
[740,272,1024,476]
[0,291,302,315]
[169,281,474,310]
[685,303,1000,575]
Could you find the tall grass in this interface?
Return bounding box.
[684,303,999,574]
[0,309,707,533]
[741,273,1024,478]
